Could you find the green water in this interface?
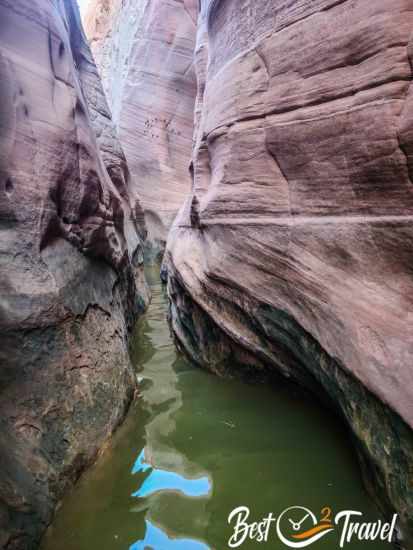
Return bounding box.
[41,267,392,550]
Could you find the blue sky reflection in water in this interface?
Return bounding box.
[40,267,390,550]
[131,447,211,498]
[130,521,210,550]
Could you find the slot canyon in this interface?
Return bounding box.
[0,1,412,549]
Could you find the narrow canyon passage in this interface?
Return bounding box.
[1,2,412,548]
[40,267,389,550]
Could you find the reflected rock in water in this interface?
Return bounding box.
[132,449,152,474]
[132,448,211,498]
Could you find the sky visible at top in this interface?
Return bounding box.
[77,0,90,15]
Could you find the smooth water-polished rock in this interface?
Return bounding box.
[0,0,149,547]
[84,0,198,259]
[167,0,413,539]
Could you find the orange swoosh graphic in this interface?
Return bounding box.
[292,523,334,540]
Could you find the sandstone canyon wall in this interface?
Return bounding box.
[84,0,198,259]
[166,0,413,539]
[0,0,149,548]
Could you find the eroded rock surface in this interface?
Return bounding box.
[0,0,149,547]
[84,0,198,259]
[167,0,413,539]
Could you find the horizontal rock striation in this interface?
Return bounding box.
[84,0,198,259]
[0,0,149,548]
[167,0,413,540]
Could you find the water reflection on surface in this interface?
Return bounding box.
[132,447,211,498]
[130,521,210,550]
[40,266,390,550]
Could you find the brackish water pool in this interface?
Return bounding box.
[41,267,390,550]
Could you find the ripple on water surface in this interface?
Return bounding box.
[41,267,391,550]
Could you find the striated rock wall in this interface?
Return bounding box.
[167,0,413,540]
[0,0,149,547]
[84,0,198,259]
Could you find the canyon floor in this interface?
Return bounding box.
[40,267,393,550]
